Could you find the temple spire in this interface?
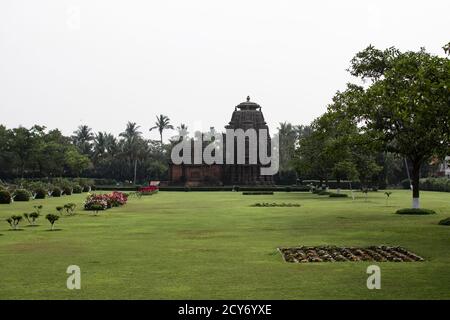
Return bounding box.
[246,95,250,102]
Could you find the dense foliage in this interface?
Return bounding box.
[0,121,171,184]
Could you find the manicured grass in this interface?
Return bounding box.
[0,190,449,299]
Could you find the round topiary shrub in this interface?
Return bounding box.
[52,187,62,197]
[62,187,72,196]
[438,217,450,226]
[82,185,91,192]
[329,193,348,198]
[73,185,83,194]
[13,189,31,201]
[0,190,12,204]
[34,188,47,199]
[395,208,436,215]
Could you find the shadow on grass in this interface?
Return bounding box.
[44,229,63,232]
[7,229,25,231]
[25,225,41,227]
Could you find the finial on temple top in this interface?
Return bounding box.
[246,96,250,102]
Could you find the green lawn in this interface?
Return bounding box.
[0,190,449,299]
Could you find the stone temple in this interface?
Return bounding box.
[168,96,274,186]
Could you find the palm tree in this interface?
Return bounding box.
[104,133,118,155]
[119,122,143,184]
[150,115,174,145]
[72,125,94,155]
[93,132,107,160]
[177,123,189,136]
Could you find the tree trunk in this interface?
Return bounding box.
[411,160,421,209]
[133,159,138,185]
[349,181,355,200]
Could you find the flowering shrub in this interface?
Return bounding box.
[138,186,159,195]
[84,191,128,211]
[109,191,128,206]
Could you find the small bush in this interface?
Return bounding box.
[6,215,23,230]
[438,217,450,226]
[0,190,12,204]
[317,190,331,196]
[34,188,47,199]
[52,187,62,197]
[56,206,64,215]
[82,185,91,192]
[72,185,83,194]
[329,193,348,198]
[33,205,43,214]
[64,203,77,215]
[45,214,59,230]
[89,203,105,215]
[13,189,31,201]
[24,212,40,226]
[395,208,436,215]
[29,212,40,225]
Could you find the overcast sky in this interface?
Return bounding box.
[1,0,449,141]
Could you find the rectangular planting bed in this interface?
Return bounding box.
[278,246,424,263]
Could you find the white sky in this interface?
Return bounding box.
[1,0,449,141]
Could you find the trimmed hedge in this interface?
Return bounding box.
[0,190,12,204]
[303,180,363,190]
[95,185,140,191]
[438,217,450,226]
[329,193,348,198]
[73,185,83,194]
[395,208,436,215]
[52,187,62,197]
[34,188,47,199]
[159,186,310,192]
[13,189,31,201]
[402,177,450,192]
[242,191,274,195]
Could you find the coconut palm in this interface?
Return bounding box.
[93,132,107,161]
[72,125,94,155]
[177,124,189,136]
[120,122,143,184]
[150,115,174,145]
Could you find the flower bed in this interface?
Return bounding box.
[84,191,128,211]
[279,246,424,263]
[138,186,159,195]
[251,202,300,207]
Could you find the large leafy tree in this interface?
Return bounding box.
[277,122,298,172]
[346,45,450,208]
